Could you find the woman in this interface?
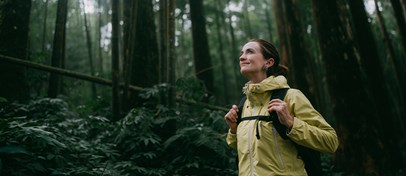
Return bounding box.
[224,39,339,175]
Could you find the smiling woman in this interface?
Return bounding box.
[224,39,339,176]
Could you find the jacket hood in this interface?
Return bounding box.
[243,75,290,105]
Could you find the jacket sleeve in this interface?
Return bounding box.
[285,89,339,153]
[226,129,237,149]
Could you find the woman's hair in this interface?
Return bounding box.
[249,39,288,77]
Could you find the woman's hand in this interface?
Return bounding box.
[268,99,294,129]
[224,105,239,134]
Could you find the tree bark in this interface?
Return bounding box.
[226,0,242,97]
[374,0,406,130]
[48,0,67,98]
[41,0,49,53]
[213,0,230,104]
[123,0,138,110]
[189,0,215,96]
[81,0,97,99]
[390,0,406,53]
[111,0,121,120]
[0,0,31,102]
[280,0,317,105]
[312,0,403,174]
[129,0,159,106]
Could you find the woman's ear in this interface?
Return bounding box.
[266,58,275,68]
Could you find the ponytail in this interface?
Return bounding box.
[267,64,288,77]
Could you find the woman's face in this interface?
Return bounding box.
[239,42,273,77]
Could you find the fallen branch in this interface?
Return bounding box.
[0,54,228,112]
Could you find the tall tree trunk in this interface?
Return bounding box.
[348,0,405,168]
[214,0,230,103]
[226,0,241,99]
[48,0,67,98]
[111,0,121,120]
[189,0,214,96]
[41,0,49,53]
[312,0,403,174]
[0,0,31,102]
[97,0,104,73]
[242,0,253,38]
[130,0,159,106]
[263,0,273,42]
[81,0,97,99]
[167,0,176,107]
[273,0,288,66]
[281,0,317,105]
[159,0,168,104]
[375,0,406,129]
[122,0,138,110]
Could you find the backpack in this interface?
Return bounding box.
[236,88,322,176]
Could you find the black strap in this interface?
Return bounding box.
[235,88,322,175]
[236,88,289,139]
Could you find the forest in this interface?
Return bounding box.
[0,0,405,175]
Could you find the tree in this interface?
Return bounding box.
[0,0,31,101]
[81,0,97,99]
[189,0,215,96]
[48,0,67,98]
[111,0,120,120]
[122,0,138,110]
[276,0,317,105]
[312,0,403,174]
[130,0,160,106]
[159,0,176,107]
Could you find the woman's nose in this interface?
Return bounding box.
[239,54,246,61]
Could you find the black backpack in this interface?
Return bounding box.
[236,88,322,176]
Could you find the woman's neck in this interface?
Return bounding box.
[247,73,267,83]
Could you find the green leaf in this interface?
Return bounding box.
[0,97,7,103]
[0,146,30,155]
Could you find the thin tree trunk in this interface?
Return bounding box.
[263,0,273,42]
[273,0,288,66]
[226,0,241,95]
[189,0,214,96]
[81,0,97,99]
[167,0,176,107]
[41,0,49,53]
[159,0,168,104]
[242,0,252,38]
[390,0,406,53]
[97,0,104,73]
[215,0,230,103]
[111,0,121,120]
[48,0,67,98]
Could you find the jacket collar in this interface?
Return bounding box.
[243,76,290,105]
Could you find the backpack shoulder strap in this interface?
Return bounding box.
[270,88,290,139]
[236,96,247,124]
[270,88,289,100]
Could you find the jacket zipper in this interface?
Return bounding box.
[272,127,285,168]
[248,104,257,176]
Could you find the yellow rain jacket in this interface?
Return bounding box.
[226,76,339,176]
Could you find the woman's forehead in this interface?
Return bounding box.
[241,42,260,51]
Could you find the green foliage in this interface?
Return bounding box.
[0,83,237,176]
